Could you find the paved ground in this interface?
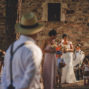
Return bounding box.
[56,80,89,89]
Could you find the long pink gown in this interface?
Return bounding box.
[43,45,56,89]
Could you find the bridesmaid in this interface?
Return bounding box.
[43,29,57,89]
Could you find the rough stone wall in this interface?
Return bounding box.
[0,0,89,55]
[62,0,89,25]
[0,0,6,50]
[38,22,89,55]
[22,0,89,55]
[22,0,45,20]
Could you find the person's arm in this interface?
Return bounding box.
[1,64,7,89]
[41,40,53,53]
[81,64,84,70]
[43,40,56,53]
[1,52,7,89]
[70,43,74,51]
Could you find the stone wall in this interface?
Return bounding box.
[22,0,45,20]
[22,0,89,55]
[37,22,89,55]
[0,0,89,55]
[0,0,6,50]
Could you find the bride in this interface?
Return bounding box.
[60,34,76,83]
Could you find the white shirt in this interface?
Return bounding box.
[2,35,42,89]
[84,64,89,72]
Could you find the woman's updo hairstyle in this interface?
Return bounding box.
[48,29,57,37]
[62,34,67,38]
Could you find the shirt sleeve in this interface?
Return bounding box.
[18,50,36,89]
[1,66,7,89]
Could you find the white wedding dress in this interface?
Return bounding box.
[61,41,76,83]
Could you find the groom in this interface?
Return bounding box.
[2,12,44,89]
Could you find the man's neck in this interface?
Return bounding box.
[25,34,37,40]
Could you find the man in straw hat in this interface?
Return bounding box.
[2,12,44,89]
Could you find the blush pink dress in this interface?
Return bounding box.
[43,44,56,89]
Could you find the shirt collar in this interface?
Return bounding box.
[19,35,36,43]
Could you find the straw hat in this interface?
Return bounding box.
[15,12,44,35]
